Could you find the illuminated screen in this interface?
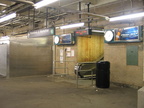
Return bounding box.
[59,34,75,45]
[115,26,139,41]
[74,29,92,36]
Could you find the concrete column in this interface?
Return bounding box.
[138,87,144,108]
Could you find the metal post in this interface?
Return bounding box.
[63,48,68,76]
[91,70,93,86]
[6,44,10,79]
[53,36,56,75]
[79,2,81,22]
[86,2,91,29]
[76,67,79,88]
[33,0,36,30]
[28,7,31,32]
[46,7,48,28]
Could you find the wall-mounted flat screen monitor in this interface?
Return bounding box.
[115,26,140,41]
[54,33,75,45]
[104,26,143,43]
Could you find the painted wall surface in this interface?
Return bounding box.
[104,43,143,87]
[54,45,77,75]
[102,0,144,87]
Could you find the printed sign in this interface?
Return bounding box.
[28,28,55,38]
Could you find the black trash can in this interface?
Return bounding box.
[96,61,110,88]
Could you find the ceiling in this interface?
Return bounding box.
[0,0,119,35]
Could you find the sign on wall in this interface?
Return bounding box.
[28,28,55,38]
[104,26,143,43]
[54,33,75,45]
[74,29,92,36]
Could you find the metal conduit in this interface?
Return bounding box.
[8,0,34,5]
[61,0,83,7]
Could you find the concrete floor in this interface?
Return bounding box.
[0,75,137,108]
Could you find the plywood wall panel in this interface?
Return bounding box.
[77,35,104,62]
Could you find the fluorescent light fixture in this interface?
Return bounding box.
[2,10,6,13]
[0,36,10,41]
[0,3,7,7]
[109,12,144,21]
[92,30,104,33]
[60,22,85,29]
[34,0,59,9]
[56,27,60,29]
[0,36,10,44]
[0,13,16,23]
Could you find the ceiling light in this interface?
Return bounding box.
[60,22,85,29]
[0,13,16,23]
[0,3,7,7]
[92,30,104,33]
[109,12,144,21]
[34,0,59,9]
[2,10,6,13]
[0,36,10,41]
[56,27,60,29]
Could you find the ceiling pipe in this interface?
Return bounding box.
[79,12,109,20]
[0,3,24,16]
[18,0,34,5]
[79,2,81,22]
[86,2,91,29]
[61,0,83,7]
[0,19,21,28]
[7,0,34,5]
[1,0,132,30]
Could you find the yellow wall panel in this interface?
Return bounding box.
[77,35,104,62]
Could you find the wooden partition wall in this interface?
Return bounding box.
[77,35,104,62]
